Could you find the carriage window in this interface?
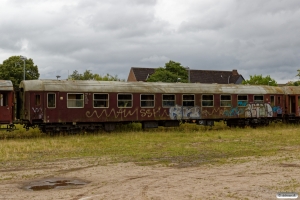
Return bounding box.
[271,96,275,107]
[47,94,56,108]
[141,94,154,107]
[183,95,194,106]
[162,94,175,107]
[202,95,213,107]
[67,93,84,108]
[238,95,248,107]
[94,94,108,108]
[221,95,231,107]
[0,93,8,106]
[278,96,281,104]
[35,95,41,106]
[118,94,132,108]
[254,95,264,103]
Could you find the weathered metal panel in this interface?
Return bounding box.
[20,80,285,95]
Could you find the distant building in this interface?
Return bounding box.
[127,67,245,84]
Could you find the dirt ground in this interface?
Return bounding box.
[0,153,300,200]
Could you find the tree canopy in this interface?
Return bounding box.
[147,60,188,83]
[68,70,124,81]
[0,56,40,88]
[242,74,277,86]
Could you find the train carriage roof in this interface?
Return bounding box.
[0,80,13,91]
[19,80,285,95]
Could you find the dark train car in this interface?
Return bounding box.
[18,80,287,132]
[0,80,14,129]
[282,86,300,123]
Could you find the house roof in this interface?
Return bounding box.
[190,70,243,84]
[128,67,244,84]
[130,67,155,82]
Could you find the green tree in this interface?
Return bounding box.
[147,60,188,82]
[242,74,277,86]
[69,70,124,81]
[0,56,40,88]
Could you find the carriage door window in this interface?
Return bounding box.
[35,95,41,106]
[141,94,154,108]
[254,95,264,104]
[220,95,231,107]
[162,94,175,107]
[183,95,194,106]
[118,94,132,108]
[0,93,8,106]
[270,96,275,107]
[47,94,56,108]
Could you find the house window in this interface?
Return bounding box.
[141,94,154,107]
[183,95,194,106]
[67,93,84,108]
[118,94,132,108]
[254,95,264,103]
[94,94,108,108]
[162,94,175,107]
[238,95,248,107]
[220,95,231,107]
[202,95,213,107]
[47,93,56,108]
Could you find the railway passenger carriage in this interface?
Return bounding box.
[16,80,297,133]
[0,80,14,130]
[2,79,300,133]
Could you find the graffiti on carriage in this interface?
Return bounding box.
[245,103,273,117]
[169,105,201,120]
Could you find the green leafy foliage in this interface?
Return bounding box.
[147,60,188,83]
[242,74,277,86]
[0,56,40,88]
[69,70,124,81]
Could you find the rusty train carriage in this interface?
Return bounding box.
[0,80,14,130]
[16,79,292,133]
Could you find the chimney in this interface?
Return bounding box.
[232,69,238,75]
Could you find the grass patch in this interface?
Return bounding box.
[0,122,300,167]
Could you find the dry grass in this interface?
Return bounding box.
[0,122,300,167]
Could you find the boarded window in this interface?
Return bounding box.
[183,95,194,106]
[141,94,154,107]
[162,94,175,107]
[220,95,231,107]
[94,94,108,108]
[238,95,248,107]
[202,95,213,107]
[118,94,132,108]
[67,93,84,108]
[254,95,264,103]
[47,94,56,108]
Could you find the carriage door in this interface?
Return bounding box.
[0,92,12,123]
[31,93,44,120]
[289,95,296,115]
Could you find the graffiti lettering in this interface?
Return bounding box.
[237,101,247,107]
[86,107,169,119]
[245,103,273,118]
[169,105,201,120]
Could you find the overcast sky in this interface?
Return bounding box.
[1,0,299,83]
